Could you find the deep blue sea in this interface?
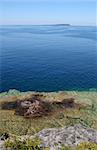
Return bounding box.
[0,25,97,92]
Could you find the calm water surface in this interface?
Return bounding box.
[0,25,97,92]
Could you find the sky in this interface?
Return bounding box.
[0,0,96,26]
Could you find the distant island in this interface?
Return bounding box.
[40,24,71,26]
[54,24,71,26]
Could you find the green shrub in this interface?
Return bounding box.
[4,137,41,150]
[75,142,97,150]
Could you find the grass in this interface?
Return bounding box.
[4,138,97,150]
[0,90,97,136]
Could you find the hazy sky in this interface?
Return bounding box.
[0,0,96,25]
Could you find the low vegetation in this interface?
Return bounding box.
[4,137,97,150]
[4,137,41,150]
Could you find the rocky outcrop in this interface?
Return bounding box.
[0,92,90,119]
[1,96,86,119]
[15,97,78,118]
[36,124,97,149]
[15,98,51,118]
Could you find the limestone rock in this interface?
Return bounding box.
[36,124,97,149]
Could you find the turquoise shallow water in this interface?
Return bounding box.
[0,25,97,92]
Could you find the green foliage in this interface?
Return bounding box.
[75,142,97,150]
[60,143,97,150]
[4,137,41,150]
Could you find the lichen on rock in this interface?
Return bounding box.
[36,124,97,149]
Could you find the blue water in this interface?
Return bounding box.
[0,25,97,92]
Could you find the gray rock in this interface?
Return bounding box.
[36,124,97,149]
[0,141,4,150]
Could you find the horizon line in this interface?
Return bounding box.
[0,24,96,27]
